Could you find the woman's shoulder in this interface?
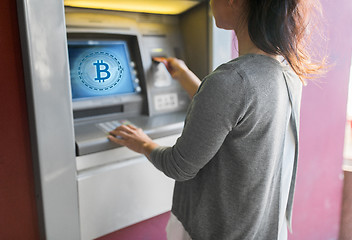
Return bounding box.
[202,54,271,89]
[202,61,245,90]
[214,54,298,85]
[201,54,301,101]
[224,54,288,72]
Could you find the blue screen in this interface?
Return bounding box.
[68,41,136,100]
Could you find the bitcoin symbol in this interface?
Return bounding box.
[78,52,123,91]
[93,60,111,83]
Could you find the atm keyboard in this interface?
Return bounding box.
[96,120,133,133]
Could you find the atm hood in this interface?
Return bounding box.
[64,0,207,15]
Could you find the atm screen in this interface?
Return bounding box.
[68,40,138,100]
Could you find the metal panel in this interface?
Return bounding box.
[76,134,179,239]
[16,0,81,239]
[180,2,210,79]
[78,157,175,240]
[15,1,232,239]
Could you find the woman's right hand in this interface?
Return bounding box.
[166,57,201,98]
[166,58,189,81]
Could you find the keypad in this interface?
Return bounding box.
[97,120,133,133]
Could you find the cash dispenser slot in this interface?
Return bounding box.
[73,104,124,119]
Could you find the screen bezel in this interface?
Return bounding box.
[66,33,146,115]
[68,39,138,101]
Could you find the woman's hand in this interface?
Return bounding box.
[166,58,189,81]
[108,125,159,157]
[166,58,201,98]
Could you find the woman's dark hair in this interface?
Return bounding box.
[244,0,327,82]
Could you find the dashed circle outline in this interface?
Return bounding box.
[78,51,124,91]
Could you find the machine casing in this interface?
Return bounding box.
[17,0,232,239]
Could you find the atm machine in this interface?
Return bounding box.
[65,4,214,239]
[65,7,195,239]
[17,0,232,239]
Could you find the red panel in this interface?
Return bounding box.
[289,0,352,239]
[97,212,170,240]
[0,0,40,239]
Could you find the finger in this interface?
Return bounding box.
[108,135,125,145]
[153,57,169,69]
[119,124,136,133]
[167,57,176,64]
[109,128,121,137]
[125,124,137,130]
[109,130,131,140]
[166,58,176,73]
[110,125,132,135]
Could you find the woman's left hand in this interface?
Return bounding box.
[108,125,159,157]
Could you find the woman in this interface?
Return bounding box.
[108,0,325,239]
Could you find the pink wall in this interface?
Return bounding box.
[290,0,352,239]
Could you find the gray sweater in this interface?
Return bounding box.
[150,54,302,240]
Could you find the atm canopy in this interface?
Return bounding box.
[64,0,207,15]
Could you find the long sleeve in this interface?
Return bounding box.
[149,67,247,181]
[156,54,302,240]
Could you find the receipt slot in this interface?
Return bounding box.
[17,0,232,239]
